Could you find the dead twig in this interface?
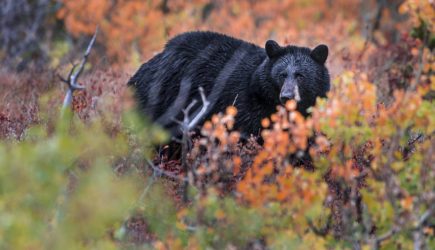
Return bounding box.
[180,86,210,203]
[59,27,98,116]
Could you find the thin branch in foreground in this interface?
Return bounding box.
[417,206,434,229]
[307,215,332,237]
[377,228,397,243]
[371,226,399,250]
[145,158,187,182]
[59,27,98,115]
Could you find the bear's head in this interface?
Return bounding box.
[261,40,330,116]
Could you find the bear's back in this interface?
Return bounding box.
[129,31,267,137]
[165,31,259,52]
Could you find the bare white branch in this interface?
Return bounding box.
[188,87,210,130]
[60,27,98,115]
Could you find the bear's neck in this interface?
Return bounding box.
[250,57,279,106]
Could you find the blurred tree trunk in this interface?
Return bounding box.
[0,0,56,70]
[359,0,407,44]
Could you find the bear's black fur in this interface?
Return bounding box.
[128,31,330,138]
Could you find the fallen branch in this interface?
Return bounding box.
[59,27,98,116]
[187,87,210,130]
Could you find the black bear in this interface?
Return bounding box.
[128,31,330,138]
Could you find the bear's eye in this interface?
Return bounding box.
[279,72,288,79]
[295,73,304,79]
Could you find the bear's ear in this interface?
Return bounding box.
[310,44,328,64]
[265,40,282,58]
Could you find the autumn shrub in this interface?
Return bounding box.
[166,73,433,249]
[0,108,169,249]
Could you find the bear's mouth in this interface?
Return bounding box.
[279,84,301,104]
